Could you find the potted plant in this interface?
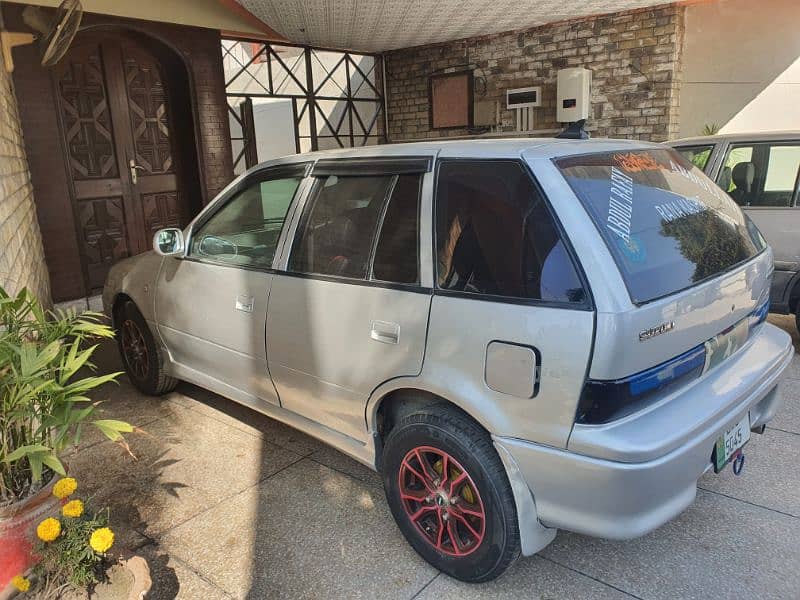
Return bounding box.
[7,478,152,599]
[0,286,132,595]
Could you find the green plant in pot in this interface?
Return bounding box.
[0,285,132,593]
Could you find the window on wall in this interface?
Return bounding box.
[222,40,386,174]
[190,175,302,268]
[435,160,586,303]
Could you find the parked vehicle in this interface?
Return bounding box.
[669,132,800,329]
[104,139,792,582]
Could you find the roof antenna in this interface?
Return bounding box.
[556,119,590,140]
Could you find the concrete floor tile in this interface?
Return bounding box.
[67,405,303,543]
[307,444,382,488]
[771,379,800,435]
[418,555,636,600]
[139,545,232,600]
[699,427,800,517]
[160,459,437,599]
[542,490,800,600]
[169,383,321,457]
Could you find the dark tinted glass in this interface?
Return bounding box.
[674,145,713,171]
[372,174,421,284]
[190,176,301,268]
[290,175,393,278]
[435,160,585,303]
[555,148,766,304]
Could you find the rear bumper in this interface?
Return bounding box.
[496,323,793,540]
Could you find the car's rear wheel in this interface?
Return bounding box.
[382,405,520,582]
[116,301,177,396]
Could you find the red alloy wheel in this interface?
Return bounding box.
[120,318,149,380]
[397,445,486,557]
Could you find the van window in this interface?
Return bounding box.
[555,148,766,304]
[190,176,302,268]
[674,145,713,171]
[290,175,393,279]
[720,143,800,207]
[372,174,421,284]
[435,160,586,303]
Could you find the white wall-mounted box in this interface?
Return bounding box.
[557,68,591,122]
[506,86,541,109]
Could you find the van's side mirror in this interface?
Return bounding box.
[153,228,185,257]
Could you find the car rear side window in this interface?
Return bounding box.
[435,160,586,303]
[290,175,393,279]
[372,174,421,284]
[555,148,767,304]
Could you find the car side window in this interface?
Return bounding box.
[289,175,394,279]
[190,175,302,268]
[675,145,714,171]
[435,160,586,303]
[371,174,421,284]
[721,143,800,207]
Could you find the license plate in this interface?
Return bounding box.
[713,413,751,473]
[703,318,749,374]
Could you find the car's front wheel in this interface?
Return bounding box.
[382,405,520,582]
[116,300,178,396]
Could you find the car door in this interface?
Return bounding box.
[155,163,309,409]
[266,158,433,442]
[716,141,800,306]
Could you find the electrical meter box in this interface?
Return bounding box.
[556,68,591,123]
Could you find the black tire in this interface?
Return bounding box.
[116,301,178,396]
[382,405,520,582]
[795,310,800,334]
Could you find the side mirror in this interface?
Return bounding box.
[153,228,185,256]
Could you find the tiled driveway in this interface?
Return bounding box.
[70,315,800,599]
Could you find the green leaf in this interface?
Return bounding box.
[29,453,43,482]
[41,453,66,476]
[4,443,51,463]
[93,419,134,441]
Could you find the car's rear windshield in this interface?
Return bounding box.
[555,148,766,304]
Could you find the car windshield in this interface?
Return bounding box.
[555,148,766,304]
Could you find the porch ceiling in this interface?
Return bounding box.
[235,0,678,52]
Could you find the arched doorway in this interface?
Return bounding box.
[53,28,201,291]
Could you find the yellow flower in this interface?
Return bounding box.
[89,527,114,553]
[36,517,61,542]
[11,575,30,592]
[52,477,77,500]
[62,499,84,518]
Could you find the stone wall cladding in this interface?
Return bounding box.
[385,3,684,142]
[0,65,50,304]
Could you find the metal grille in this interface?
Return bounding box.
[222,39,385,174]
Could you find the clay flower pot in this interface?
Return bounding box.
[0,477,61,597]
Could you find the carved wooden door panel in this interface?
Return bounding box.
[55,35,188,292]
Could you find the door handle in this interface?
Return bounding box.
[129,159,146,185]
[370,320,399,345]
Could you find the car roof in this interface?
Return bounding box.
[250,137,664,172]
[669,131,800,146]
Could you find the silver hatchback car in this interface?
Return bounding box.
[104,139,793,582]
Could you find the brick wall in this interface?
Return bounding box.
[0,59,50,304]
[385,3,684,142]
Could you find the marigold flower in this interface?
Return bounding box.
[89,527,114,553]
[52,477,77,499]
[36,517,61,542]
[62,499,84,518]
[11,575,30,592]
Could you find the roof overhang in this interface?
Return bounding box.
[235,0,685,52]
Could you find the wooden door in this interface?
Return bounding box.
[54,34,189,292]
